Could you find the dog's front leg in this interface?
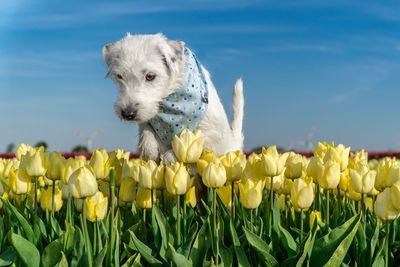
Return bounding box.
[138,123,160,161]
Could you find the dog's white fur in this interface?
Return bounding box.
[103,33,244,162]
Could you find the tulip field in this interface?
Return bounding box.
[1,130,400,266]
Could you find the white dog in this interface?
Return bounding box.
[103,33,244,162]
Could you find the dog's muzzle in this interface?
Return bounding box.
[121,107,137,121]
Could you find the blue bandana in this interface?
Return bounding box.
[149,48,209,147]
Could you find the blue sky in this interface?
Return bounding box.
[1,0,400,152]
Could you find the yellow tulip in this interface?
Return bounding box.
[119,177,137,203]
[306,156,324,183]
[9,170,32,195]
[61,157,86,184]
[318,160,340,190]
[85,191,108,222]
[196,150,217,177]
[172,129,204,163]
[339,169,350,192]
[202,159,227,188]
[278,194,286,211]
[323,144,350,171]
[40,186,63,212]
[45,152,64,181]
[348,183,361,201]
[375,158,400,191]
[390,183,400,210]
[121,159,141,182]
[285,152,303,179]
[0,159,18,178]
[348,150,368,169]
[138,160,156,189]
[220,151,246,182]
[20,147,47,177]
[216,184,232,209]
[185,186,197,208]
[314,142,334,159]
[242,153,264,181]
[68,165,98,198]
[368,159,379,171]
[309,210,323,228]
[260,146,288,177]
[265,173,283,192]
[239,178,265,209]
[279,177,293,195]
[290,178,314,210]
[349,164,376,194]
[364,197,373,211]
[136,186,154,209]
[89,148,110,179]
[107,149,128,185]
[374,187,400,221]
[15,143,32,160]
[165,162,191,195]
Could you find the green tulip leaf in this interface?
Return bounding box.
[168,243,193,266]
[229,220,251,267]
[4,200,35,243]
[189,221,210,266]
[10,233,40,267]
[243,227,279,267]
[129,230,163,266]
[0,246,16,266]
[41,239,63,267]
[310,214,361,267]
[279,224,297,258]
[55,252,69,267]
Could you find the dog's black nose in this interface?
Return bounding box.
[121,107,137,121]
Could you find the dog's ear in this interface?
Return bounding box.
[102,43,114,66]
[158,39,185,74]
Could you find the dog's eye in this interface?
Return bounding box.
[145,73,156,82]
[116,74,123,80]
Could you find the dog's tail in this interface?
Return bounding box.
[231,78,244,150]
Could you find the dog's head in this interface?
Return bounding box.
[103,33,185,123]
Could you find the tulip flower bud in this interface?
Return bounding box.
[138,160,157,189]
[285,152,303,179]
[307,156,324,183]
[239,178,265,209]
[121,159,141,182]
[46,152,64,181]
[20,147,47,177]
[314,142,334,159]
[40,186,63,212]
[374,187,400,221]
[68,165,98,199]
[85,191,108,222]
[216,184,232,209]
[364,197,373,211]
[390,183,400,210]
[196,150,216,177]
[9,170,32,195]
[323,144,350,172]
[185,186,197,208]
[260,146,288,177]
[89,148,110,179]
[165,162,191,195]
[279,177,293,195]
[318,160,340,190]
[119,177,137,203]
[290,178,314,210]
[61,157,86,184]
[278,194,286,211]
[348,150,368,169]
[172,129,204,163]
[242,153,264,181]
[220,151,246,182]
[265,173,283,192]
[15,144,32,160]
[136,186,154,209]
[202,159,227,188]
[339,169,350,192]
[309,210,322,228]
[349,164,376,194]
[375,158,400,191]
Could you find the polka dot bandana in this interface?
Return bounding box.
[149,47,209,147]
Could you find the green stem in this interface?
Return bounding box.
[213,188,219,267]
[361,193,366,233]
[82,199,93,267]
[34,177,38,212]
[177,195,181,246]
[52,180,55,212]
[326,190,330,228]
[143,209,146,224]
[183,196,186,244]
[385,221,390,267]
[250,209,254,232]
[108,169,116,266]
[300,210,304,243]
[97,221,103,252]
[231,181,235,221]
[316,184,320,212]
